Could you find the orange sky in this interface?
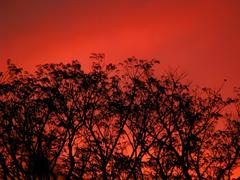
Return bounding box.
[0,0,240,96]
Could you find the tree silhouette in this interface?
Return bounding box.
[0,55,239,179]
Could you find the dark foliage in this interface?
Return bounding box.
[0,55,239,179]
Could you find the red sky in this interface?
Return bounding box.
[0,0,240,177]
[0,0,240,96]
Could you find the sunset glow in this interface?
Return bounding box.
[1,0,239,96]
[0,1,240,178]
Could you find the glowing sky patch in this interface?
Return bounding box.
[0,0,240,96]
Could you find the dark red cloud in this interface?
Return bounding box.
[0,0,240,96]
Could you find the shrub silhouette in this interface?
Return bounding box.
[0,55,239,179]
